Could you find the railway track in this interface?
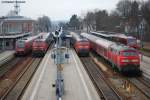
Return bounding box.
[137,77,150,88]
[89,52,150,100]
[0,56,34,99]
[1,58,42,100]
[80,57,122,100]
[128,77,150,99]
[0,57,26,77]
[0,33,54,100]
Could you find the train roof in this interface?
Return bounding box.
[70,32,88,42]
[91,31,136,39]
[110,44,136,51]
[113,34,136,39]
[81,33,99,43]
[90,31,115,38]
[81,32,136,51]
[18,36,36,42]
[81,33,115,49]
[34,33,50,42]
[17,33,44,42]
[96,39,114,49]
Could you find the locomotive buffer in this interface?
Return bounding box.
[51,29,70,100]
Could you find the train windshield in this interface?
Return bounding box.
[79,40,89,44]
[17,41,24,48]
[122,51,138,56]
[33,41,44,46]
[127,38,137,45]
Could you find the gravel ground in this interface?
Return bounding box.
[141,42,150,57]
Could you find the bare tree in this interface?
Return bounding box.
[37,16,51,32]
[84,12,96,32]
[141,1,150,41]
[116,0,132,17]
[142,1,150,25]
[68,14,80,30]
[95,10,108,31]
[128,1,140,34]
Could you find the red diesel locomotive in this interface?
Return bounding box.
[15,33,44,56]
[32,32,53,57]
[81,33,141,75]
[70,32,90,56]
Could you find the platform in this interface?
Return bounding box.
[0,50,15,66]
[141,55,150,78]
[21,49,100,100]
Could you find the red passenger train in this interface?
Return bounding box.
[32,32,53,57]
[70,32,90,56]
[81,32,141,75]
[15,33,43,56]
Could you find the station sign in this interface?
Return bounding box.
[51,47,69,64]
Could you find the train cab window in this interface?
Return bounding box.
[118,51,120,55]
[17,41,24,48]
[111,48,116,54]
[114,49,117,54]
[122,51,138,56]
[127,38,137,45]
[116,51,120,55]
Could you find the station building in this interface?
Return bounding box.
[0,16,34,50]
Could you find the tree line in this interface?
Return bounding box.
[63,0,150,41]
[35,16,52,32]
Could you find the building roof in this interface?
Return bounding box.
[0,32,30,39]
[0,16,34,22]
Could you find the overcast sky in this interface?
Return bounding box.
[0,0,121,21]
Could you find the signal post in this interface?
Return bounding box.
[51,29,70,100]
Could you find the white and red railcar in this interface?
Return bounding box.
[32,32,53,57]
[90,31,139,49]
[70,32,90,56]
[81,33,141,75]
[15,35,41,55]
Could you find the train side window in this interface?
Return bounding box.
[114,49,117,54]
[111,48,115,53]
[110,47,113,51]
[114,49,118,54]
[116,51,120,55]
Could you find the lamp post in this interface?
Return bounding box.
[138,15,143,48]
[122,16,127,34]
[139,22,144,48]
[138,19,145,61]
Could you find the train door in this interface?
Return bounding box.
[113,49,118,65]
[104,48,108,58]
[108,47,113,62]
[110,48,117,65]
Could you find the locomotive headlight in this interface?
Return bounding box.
[78,46,83,48]
[122,59,129,62]
[131,59,139,62]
